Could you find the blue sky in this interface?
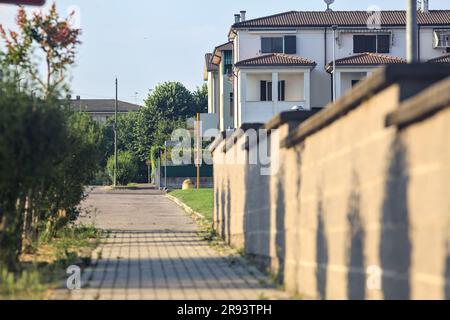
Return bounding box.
[0,0,449,104]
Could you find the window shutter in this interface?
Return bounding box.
[278,80,286,101]
[260,81,267,101]
[272,38,284,53]
[261,38,271,54]
[284,36,297,54]
[354,35,376,53]
[267,82,273,101]
[353,35,365,53]
[366,36,377,53]
[377,35,390,53]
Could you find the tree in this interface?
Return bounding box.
[192,83,208,114]
[102,112,139,166]
[152,118,187,148]
[0,3,81,96]
[100,82,207,175]
[144,81,196,120]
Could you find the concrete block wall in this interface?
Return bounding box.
[211,65,450,300]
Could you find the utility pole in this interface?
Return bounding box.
[164,141,167,190]
[113,78,118,187]
[407,0,419,63]
[196,113,201,190]
[332,25,338,103]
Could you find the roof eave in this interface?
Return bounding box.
[236,63,316,69]
[325,63,405,73]
[232,23,450,29]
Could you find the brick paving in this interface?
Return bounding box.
[56,186,287,300]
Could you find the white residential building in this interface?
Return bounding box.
[205,6,450,128]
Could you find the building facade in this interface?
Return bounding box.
[205,7,450,128]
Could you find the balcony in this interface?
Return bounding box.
[242,100,307,124]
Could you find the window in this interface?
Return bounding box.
[433,30,450,48]
[261,37,283,53]
[447,47,450,53]
[223,50,233,75]
[260,80,285,101]
[377,35,390,53]
[353,34,390,53]
[261,36,297,54]
[284,36,297,54]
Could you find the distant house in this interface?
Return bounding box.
[205,6,450,128]
[204,42,235,131]
[69,98,142,123]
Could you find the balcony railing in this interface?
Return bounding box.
[242,100,307,124]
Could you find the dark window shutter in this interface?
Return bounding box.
[377,35,390,53]
[267,82,273,101]
[353,35,365,53]
[229,93,234,117]
[261,38,271,54]
[272,38,284,53]
[366,36,377,52]
[354,35,376,53]
[284,36,297,54]
[260,81,267,101]
[278,80,286,101]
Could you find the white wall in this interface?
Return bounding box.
[282,73,304,101]
[246,73,271,101]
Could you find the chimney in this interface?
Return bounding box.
[240,10,246,22]
[234,14,241,23]
[420,0,429,13]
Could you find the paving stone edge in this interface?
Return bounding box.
[166,193,205,221]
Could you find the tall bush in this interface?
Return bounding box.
[106,151,139,186]
[0,77,103,270]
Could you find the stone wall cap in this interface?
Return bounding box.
[263,109,321,130]
[283,64,450,148]
[386,76,450,128]
[209,130,232,153]
[222,123,264,153]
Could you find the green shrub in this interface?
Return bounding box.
[107,151,139,185]
[0,74,104,270]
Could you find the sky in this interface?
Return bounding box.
[0,0,449,104]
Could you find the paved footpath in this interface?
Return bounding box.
[55,186,288,300]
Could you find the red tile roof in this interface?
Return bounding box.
[428,54,450,63]
[212,41,233,65]
[233,10,450,28]
[205,53,218,72]
[215,42,233,51]
[235,53,316,68]
[326,53,406,72]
